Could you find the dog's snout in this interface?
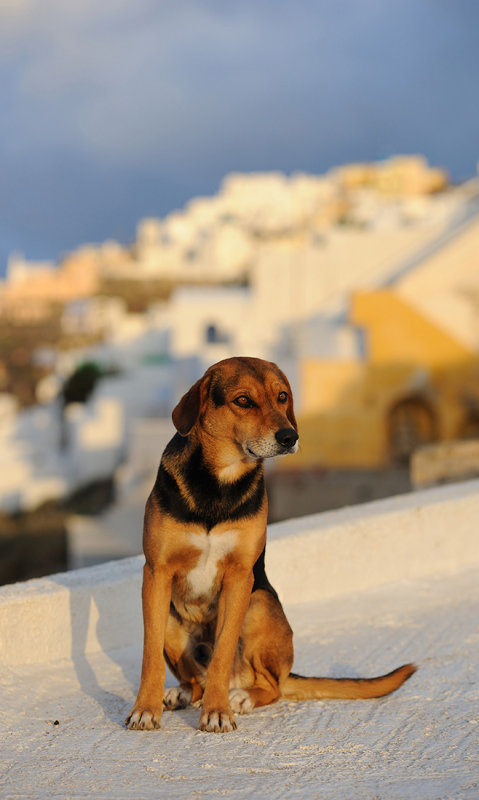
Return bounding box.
[275,428,299,449]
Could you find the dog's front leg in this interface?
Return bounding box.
[126,561,172,730]
[198,568,254,733]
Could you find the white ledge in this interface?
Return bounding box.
[1,479,479,668]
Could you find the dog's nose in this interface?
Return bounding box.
[275,428,299,449]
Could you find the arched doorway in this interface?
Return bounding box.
[388,398,436,463]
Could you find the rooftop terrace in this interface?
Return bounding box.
[1,480,479,799]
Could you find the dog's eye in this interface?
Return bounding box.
[278,391,288,403]
[233,395,253,408]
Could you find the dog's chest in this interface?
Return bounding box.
[185,529,238,598]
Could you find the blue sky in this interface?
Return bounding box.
[1,0,478,270]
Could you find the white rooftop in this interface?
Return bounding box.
[2,480,479,799]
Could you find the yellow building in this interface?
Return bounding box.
[292,290,479,469]
[0,250,101,320]
[336,155,448,195]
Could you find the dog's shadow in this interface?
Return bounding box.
[49,567,151,729]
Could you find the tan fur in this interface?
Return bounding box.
[125,357,416,734]
[282,664,417,701]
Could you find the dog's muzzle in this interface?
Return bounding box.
[244,428,299,459]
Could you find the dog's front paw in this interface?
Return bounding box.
[126,706,162,730]
[229,688,254,714]
[163,685,193,710]
[198,708,237,733]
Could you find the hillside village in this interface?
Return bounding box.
[1,154,479,533]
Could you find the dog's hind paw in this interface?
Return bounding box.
[198,709,237,733]
[163,685,193,710]
[229,688,254,714]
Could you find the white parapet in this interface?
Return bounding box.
[1,479,479,667]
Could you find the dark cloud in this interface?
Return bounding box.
[1,0,478,267]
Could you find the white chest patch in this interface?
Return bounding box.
[186,530,238,597]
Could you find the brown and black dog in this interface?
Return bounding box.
[126,356,415,733]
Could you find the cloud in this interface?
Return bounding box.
[4,0,447,168]
[1,1,271,164]
[0,1,478,263]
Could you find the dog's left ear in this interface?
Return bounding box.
[172,374,212,436]
[279,369,298,432]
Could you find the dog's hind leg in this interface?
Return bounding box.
[228,589,294,714]
[229,682,281,714]
[163,614,208,710]
[163,682,204,710]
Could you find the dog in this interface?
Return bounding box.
[126,356,416,733]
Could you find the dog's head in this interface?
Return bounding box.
[172,356,298,460]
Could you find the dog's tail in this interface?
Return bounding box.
[282,663,416,701]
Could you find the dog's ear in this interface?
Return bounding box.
[278,369,298,432]
[172,374,212,436]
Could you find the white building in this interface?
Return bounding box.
[62,297,127,336]
[165,286,262,362]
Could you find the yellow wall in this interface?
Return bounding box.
[351,290,473,367]
[291,358,424,468]
[281,290,478,470]
[300,360,363,414]
[297,359,382,467]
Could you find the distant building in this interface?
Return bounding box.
[395,193,479,349]
[62,297,127,336]
[0,156,457,322]
[165,286,258,361]
[0,250,100,319]
[289,290,479,470]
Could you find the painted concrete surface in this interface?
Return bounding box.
[2,566,479,799]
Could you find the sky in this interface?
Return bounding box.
[1,0,479,271]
